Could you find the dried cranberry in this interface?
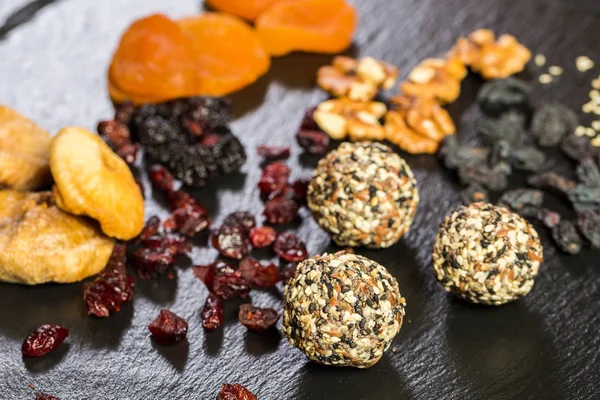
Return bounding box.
[98,120,131,148]
[248,226,277,248]
[238,304,280,332]
[257,145,291,159]
[274,233,308,262]
[84,244,134,317]
[133,248,175,279]
[297,130,330,155]
[213,261,250,299]
[149,164,176,193]
[201,293,224,330]
[193,264,216,292]
[164,205,211,237]
[258,162,290,196]
[280,263,297,283]
[117,142,141,165]
[217,384,258,400]
[142,234,191,255]
[22,325,69,357]
[137,216,161,242]
[223,211,256,233]
[114,100,136,125]
[239,257,280,288]
[292,179,309,204]
[148,309,188,346]
[35,393,60,400]
[212,224,249,260]
[263,196,299,224]
[300,107,318,130]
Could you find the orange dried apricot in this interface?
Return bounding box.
[178,13,271,96]
[206,0,283,21]
[256,0,357,56]
[108,14,197,104]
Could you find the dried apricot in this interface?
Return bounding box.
[0,106,52,190]
[108,14,197,104]
[178,13,270,96]
[256,0,357,56]
[206,0,282,21]
[50,127,145,240]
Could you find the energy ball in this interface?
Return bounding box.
[432,202,543,306]
[282,251,406,368]
[308,142,419,248]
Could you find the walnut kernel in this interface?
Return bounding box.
[313,98,387,141]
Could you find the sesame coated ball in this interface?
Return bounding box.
[283,251,406,368]
[307,142,419,248]
[432,202,543,306]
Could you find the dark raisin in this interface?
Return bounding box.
[137,216,161,242]
[561,134,599,161]
[476,77,532,116]
[499,189,544,217]
[552,220,583,255]
[297,129,330,155]
[238,304,280,332]
[457,162,508,191]
[192,264,216,293]
[438,136,489,170]
[149,164,176,193]
[133,248,175,279]
[263,196,300,224]
[511,147,547,172]
[280,263,297,283]
[223,212,256,233]
[212,261,251,299]
[98,120,131,148]
[578,211,600,249]
[217,384,258,400]
[114,100,136,125]
[476,116,525,147]
[248,226,277,248]
[527,172,576,195]
[148,309,188,346]
[212,224,249,260]
[576,158,600,187]
[239,257,280,288]
[258,162,290,196]
[84,244,134,317]
[532,103,579,147]
[461,184,489,205]
[257,145,291,159]
[22,325,69,357]
[35,393,60,400]
[568,184,600,213]
[537,208,561,229]
[201,293,224,331]
[274,233,308,262]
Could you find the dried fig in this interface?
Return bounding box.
[0,190,115,284]
[50,127,144,240]
[0,105,52,190]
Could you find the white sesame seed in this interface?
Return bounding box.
[548,65,563,76]
[539,74,553,84]
[575,126,587,136]
[534,54,546,67]
[586,127,597,137]
[593,79,600,90]
[592,121,600,131]
[590,90,600,99]
[576,56,595,72]
[592,136,600,147]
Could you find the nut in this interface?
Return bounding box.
[448,29,531,80]
[384,110,439,154]
[317,56,399,101]
[391,95,455,141]
[313,98,387,141]
[401,58,467,103]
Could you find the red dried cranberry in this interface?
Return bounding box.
[143,234,191,255]
[98,120,131,148]
[223,211,256,233]
[164,206,211,237]
[280,263,297,283]
[35,393,60,400]
[213,261,250,299]
[239,257,280,288]
[297,129,330,155]
[84,244,134,317]
[274,233,308,262]
[258,162,290,196]
[217,384,258,400]
[263,197,299,224]
[257,145,291,159]
[248,226,277,248]
[137,216,161,242]
[114,100,136,125]
[212,224,249,260]
[201,293,224,330]
[292,179,309,204]
[149,164,176,193]
[198,133,221,147]
[238,304,280,332]
[133,248,175,279]
[148,309,188,346]
[117,142,141,165]
[300,107,318,130]
[22,325,69,357]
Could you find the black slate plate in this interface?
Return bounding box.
[0,0,599,399]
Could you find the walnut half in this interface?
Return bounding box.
[313,98,387,141]
[400,57,467,104]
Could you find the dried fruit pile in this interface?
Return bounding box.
[303,29,530,155]
[108,1,357,103]
[440,76,600,255]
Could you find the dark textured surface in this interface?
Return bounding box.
[1,0,599,399]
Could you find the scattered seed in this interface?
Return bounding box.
[585,127,596,137]
[575,126,587,136]
[539,74,553,84]
[576,56,595,72]
[592,121,600,131]
[592,136,600,147]
[534,54,546,67]
[590,90,600,99]
[548,66,563,76]
[593,79,600,90]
